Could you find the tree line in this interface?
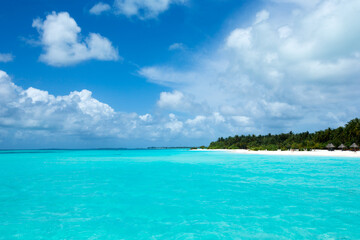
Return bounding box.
[207,118,360,151]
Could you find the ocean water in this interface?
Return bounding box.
[1,149,360,239]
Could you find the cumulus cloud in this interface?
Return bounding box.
[232,116,251,126]
[0,69,256,148]
[114,0,187,19]
[0,53,14,62]
[140,0,360,134]
[157,90,187,110]
[254,10,270,24]
[0,70,235,148]
[278,26,292,39]
[90,2,111,15]
[226,28,252,49]
[139,113,152,122]
[186,115,206,125]
[165,113,183,133]
[157,90,208,114]
[0,70,139,145]
[33,12,119,66]
[0,70,116,132]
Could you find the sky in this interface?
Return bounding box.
[0,0,360,149]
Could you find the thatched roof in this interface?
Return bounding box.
[326,143,335,148]
[338,144,346,148]
[350,143,359,148]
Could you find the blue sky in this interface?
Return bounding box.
[1,0,360,148]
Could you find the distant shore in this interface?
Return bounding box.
[193,149,360,158]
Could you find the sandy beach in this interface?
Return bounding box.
[194,149,360,158]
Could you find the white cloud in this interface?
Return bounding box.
[0,53,14,62]
[254,10,270,24]
[139,113,152,122]
[165,113,183,133]
[169,43,185,51]
[278,26,292,39]
[140,0,360,134]
[23,87,53,103]
[157,90,184,109]
[226,28,252,50]
[212,112,225,124]
[232,116,251,125]
[156,90,206,113]
[0,70,277,147]
[263,101,298,118]
[0,70,228,148]
[0,70,130,141]
[139,66,197,86]
[186,115,206,125]
[0,71,117,129]
[90,2,111,15]
[114,0,187,19]
[33,12,119,66]
[0,70,20,104]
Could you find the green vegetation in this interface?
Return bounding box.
[208,118,360,151]
[191,146,207,150]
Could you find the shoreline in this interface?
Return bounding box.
[193,149,360,158]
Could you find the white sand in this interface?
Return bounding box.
[193,149,360,158]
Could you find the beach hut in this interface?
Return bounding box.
[338,144,346,151]
[350,143,359,151]
[326,143,335,151]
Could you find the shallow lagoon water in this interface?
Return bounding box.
[1,149,360,239]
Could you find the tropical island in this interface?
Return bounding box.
[206,118,360,151]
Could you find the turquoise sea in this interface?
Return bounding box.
[1,149,360,239]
